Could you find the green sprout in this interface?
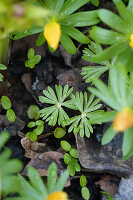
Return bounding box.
[25,48,41,69]
[39,85,74,126]
[26,120,44,141]
[66,92,103,137]
[61,140,80,177]
[1,96,16,122]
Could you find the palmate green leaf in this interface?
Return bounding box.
[60,32,76,54]
[81,65,110,83]
[60,11,99,27]
[59,0,90,16]
[67,92,103,138]
[122,127,133,157]
[87,41,128,63]
[39,85,73,126]
[82,41,111,83]
[61,25,90,44]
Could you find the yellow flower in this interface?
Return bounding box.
[113,107,133,131]
[44,20,61,50]
[46,191,68,200]
[129,34,133,49]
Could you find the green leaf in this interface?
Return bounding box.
[27,105,40,120]
[0,131,9,150]
[61,25,90,44]
[60,32,76,54]
[61,140,71,151]
[74,163,81,172]
[0,64,7,70]
[102,125,117,145]
[98,9,127,33]
[28,166,48,197]
[86,41,127,62]
[28,48,35,59]
[25,132,32,137]
[27,122,35,128]
[81,187,90,200]
[47,163,57,194]
[61,11,99,27]
[113,0,133,28]
[35,55,41,64]
[60,0,90,16]
[35,120,44,126]
[69,148,78,158]
[36,32,45,46]
[12,26,43,40]
[33,125,44,135]
[55,170,69,191]
[54,127,66,138]
[90,26,124,45]
[122,127,133,156]
[6,109,16,122]
[0,73,3,82]
[80,175,87,187]
[91,0,99,6]
[1,96,11,110]
[30,133,37,141]
[123,146,133,161]
[67,164,75,176]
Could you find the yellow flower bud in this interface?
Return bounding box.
[44,21,61,50]
[113,107,133,131]
[129,34,133,49]
[46,191,68,200]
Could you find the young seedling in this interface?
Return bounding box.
[25,48,41,69]
[1,96,16,122]
[66,92,103,137]
[61,140,80,176]
[39,85,74,126]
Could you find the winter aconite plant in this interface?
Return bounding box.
[89,64,133,160]
[12,0,99,54]
[89,0,133,70]
[0,131,23,194]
